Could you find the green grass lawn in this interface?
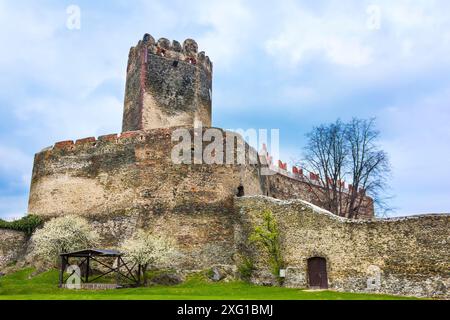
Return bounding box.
[0,268,418,300]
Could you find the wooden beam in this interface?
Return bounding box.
[85,256,90,283]
[58,256,66,288]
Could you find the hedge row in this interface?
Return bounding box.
[0,215,43,236]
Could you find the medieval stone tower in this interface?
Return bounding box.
[122,34,213,131]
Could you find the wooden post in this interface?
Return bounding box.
[85,256,90,283]
[58,256,66,288]
[137,264,141,286]
[115,257,120,286]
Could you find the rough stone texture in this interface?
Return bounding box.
[28,128,265,270]
[123,35,212,131]
[265,166,374,219]
[0,229,28,270]
[235,196,450,298]
[148,272,184,286]
[208,264,238,282]
[27,123,376,271]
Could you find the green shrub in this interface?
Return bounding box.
[0,214,43,236]
[238,256,255,282]
[249,209,284,284]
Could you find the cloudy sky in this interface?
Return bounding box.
[1,0,450,219]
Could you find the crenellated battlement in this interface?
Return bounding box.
[39,130,160,154]
[38,127,245,156]
[129,34,213,75]
[258,144,369,196]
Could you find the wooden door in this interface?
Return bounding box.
[307,257,328,289]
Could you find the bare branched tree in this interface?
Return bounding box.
[303,120,347,215]
[301,118,391,218]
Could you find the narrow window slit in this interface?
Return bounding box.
[237,185,245,197]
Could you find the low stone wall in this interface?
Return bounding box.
[235,196,450,298]
[0,229,28,270]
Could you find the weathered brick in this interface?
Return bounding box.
[54,140,74,149]
[119,131,141,139]
[98,134,118,142]
[75,137,96,145]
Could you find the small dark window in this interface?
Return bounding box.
[237,185,245,197]
[172,60,179,67]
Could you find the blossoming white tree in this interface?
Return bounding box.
[120,230,176,285]
[31,215,100,265]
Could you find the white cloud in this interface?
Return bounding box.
[264,1,373,68]
[264,0,450,71]
[325,38,372,67]
[0,1,128,146]
[195,0,255,68]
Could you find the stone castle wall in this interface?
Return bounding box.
[27,127,376,268]
[265,166,374,219]
[14,127,450,298]
[28,128,265,269]
[235,196,449,298]
[0,229,28,269]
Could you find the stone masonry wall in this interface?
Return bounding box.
[24,128,450,298]
[28,126,375,269]
[235,196,449,298]
[266,167,374,218]
[28,128,265,270]
[0,229,28,270]
[123,35,212,132]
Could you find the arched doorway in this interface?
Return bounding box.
[307,257,328,289]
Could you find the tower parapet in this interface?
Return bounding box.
[122,34,213,132]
